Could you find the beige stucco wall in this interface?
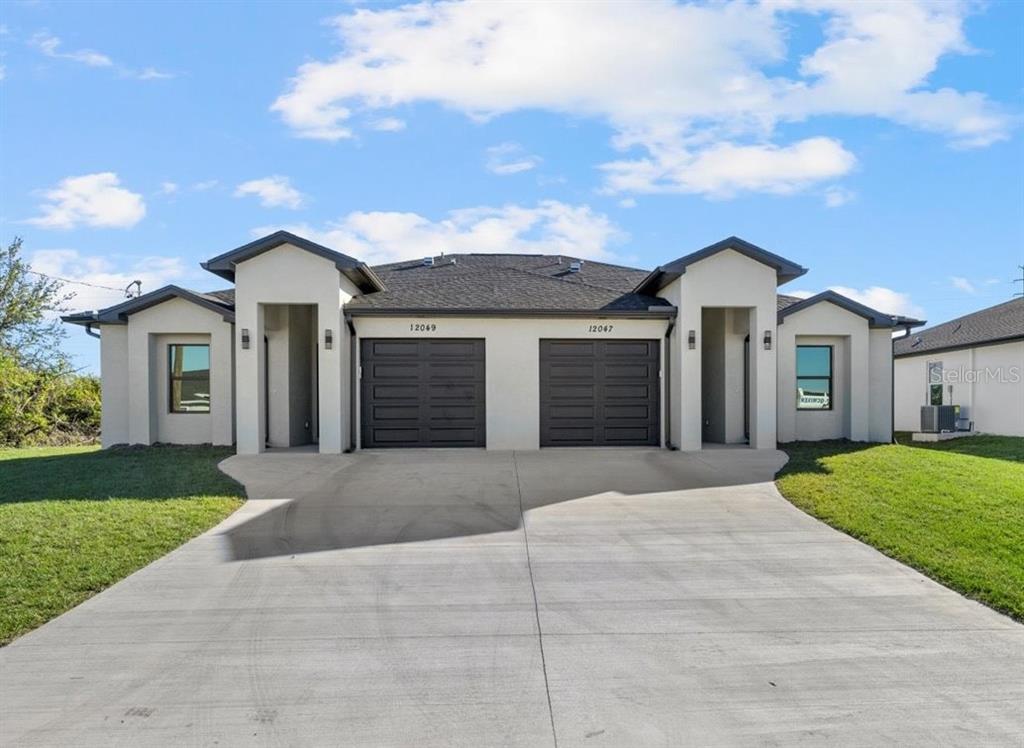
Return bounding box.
[234,244,360,454]
[894,340,1023,436]
[777,300,892,443]
[658,249,778,450]
[98,324,129,447]
[351,315,671,450]
[101,297,236,446]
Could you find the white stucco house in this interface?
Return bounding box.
[64,232,922,454]
[894,298,1023,437]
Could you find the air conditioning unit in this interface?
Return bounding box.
[920,405,956,433]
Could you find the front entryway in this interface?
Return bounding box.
[539,339,660,446]
[360,338,486,448]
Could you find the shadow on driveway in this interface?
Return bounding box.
[219,448,787,560]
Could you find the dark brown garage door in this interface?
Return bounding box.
[360,339,485,448]
[540,339,660,447]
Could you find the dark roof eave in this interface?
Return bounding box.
[345,307,678,319]
[634,236,808,294]
[778,290,926,329]
[61,285,235,326]
[201,230,386,292]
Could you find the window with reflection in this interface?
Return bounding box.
[796,345,833,410]
[169,344,210,413]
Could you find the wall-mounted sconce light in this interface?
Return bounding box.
[241,328,250,350]
[763,330,772,350]
[688,330,696,349]
[324,329,333,350]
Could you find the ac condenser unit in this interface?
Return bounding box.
[921,405,957,433]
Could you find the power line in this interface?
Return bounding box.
[25,269,140,296]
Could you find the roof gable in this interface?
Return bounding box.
[201,230,385,291]
[634,236,808,294]
[62,285,235,326]
[894,297,1023,357]
[778,290,923,329]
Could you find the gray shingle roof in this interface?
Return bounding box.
[894,298,1024,357]
[345,254,672,314]
[64,255,825,322]
[777,294,803,311]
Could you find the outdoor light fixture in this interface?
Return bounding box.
[763,330,772,350]
[324,329,333,350]
[241,328,250,350]
[688,330,696,349]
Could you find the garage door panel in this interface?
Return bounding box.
[422,340,483,358]
[361,339,485,448]
[366,340,421,357]
[605,383,654,399]
[369,405,422,421]
[605,404,655,420]
[600,341,653,357]
[540,339,660,447]
[603,362,657,379]
[368,383,420,400]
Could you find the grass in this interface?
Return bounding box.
[0,445,244,645]
[776,434,1024,621]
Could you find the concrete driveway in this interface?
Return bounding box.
[1,448,1022,747]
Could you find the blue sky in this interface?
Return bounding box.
[1,0,1021,374]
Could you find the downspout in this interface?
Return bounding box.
[85,321,101,339]
[891,331,896,444]
[345,315,357,453]
[664,318,677,450]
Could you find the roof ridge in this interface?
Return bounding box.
[496,263,651,297]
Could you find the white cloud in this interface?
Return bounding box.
[28,172,146,230]
[254,200,624,265]
[950,276,976,293]
[234,175,305,209]
[133,67,175,81]
[602,136,855,197]
[272,1,1011,197]
[369,117,406,132]
[791,284,925,319]
[159,181,179,196]
[485,142,542,175]
[192,179,219,191]
[619,198,637,209]
[823,185,855,208]
[31,249,191,313]
[30,32,112,67]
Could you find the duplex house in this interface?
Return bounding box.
[64,232,921,453]
[894,298,1023,436]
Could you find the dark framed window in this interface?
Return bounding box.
[169,344,211,413]
[927,361,943,405]
[796,345,833,410]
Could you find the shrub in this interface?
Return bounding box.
[0,351,101,447]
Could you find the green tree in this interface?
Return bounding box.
[0,237,74,371]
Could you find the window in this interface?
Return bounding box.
[796,345,833,410]
[927,361,943,406]
[169,344,210,413]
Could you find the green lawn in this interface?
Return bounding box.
[777,435,1024,621]
[0,445,244,645]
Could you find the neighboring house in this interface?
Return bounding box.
[63,232,921,453]
[894,298,1024,437]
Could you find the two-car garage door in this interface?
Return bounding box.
[360,338,660,448]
